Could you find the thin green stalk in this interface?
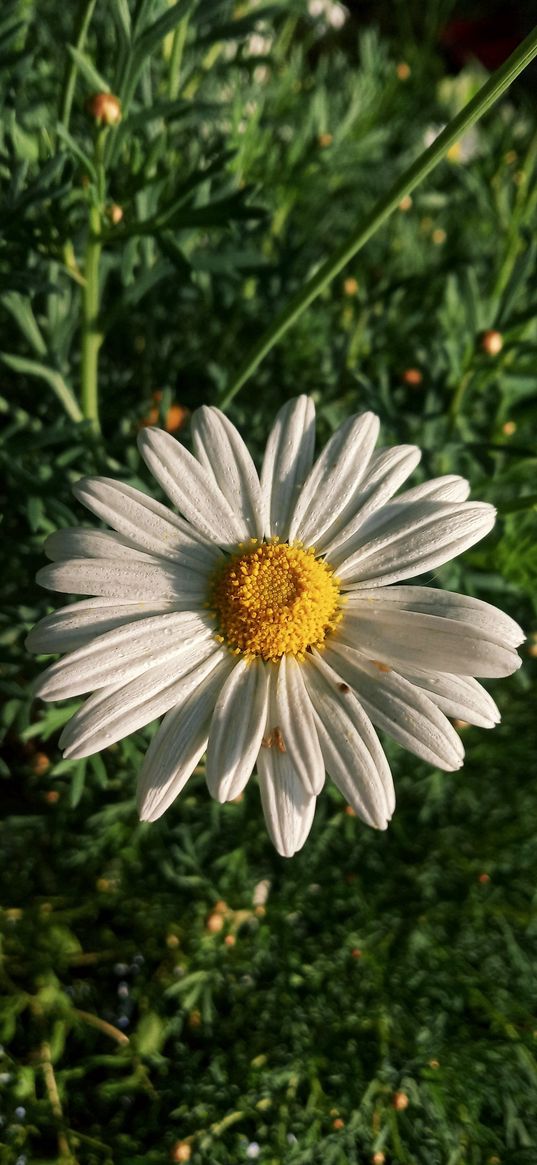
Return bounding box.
[59,0,98,131]
[81,202,103,432]
[219,24,537,410]
[80,130,108,431]
[492,130,537,303]
[168,16,189,100]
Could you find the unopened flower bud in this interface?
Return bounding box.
[106,203,124,225]
[392,1091,409,1110]
[31,751,50,776]
[401,368,423,387]
[170,1142,191,1163]
[206,912,224,933]
[343,277,359,296]
[86,92,122,126]
[480,329,503,356]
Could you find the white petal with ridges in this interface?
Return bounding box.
[34,612,214,699]
[341,603,520,677]
[36,558,207,602]
[191,406,265,538]
[206,657,270,802]
[325,642,464,770]
[45,528,159,564]
[59,643,224,759]
[336,500,496,584]
[137,655,234,822]
[74,477,219,570]
[257,746,316,857]
[320,444,421,557]
[394,474,470,505]
[303,652,394,827]
[260,395,316,539]
[401,669,500,729]
[288,412,380,546]
[344,586,524,648]
[272,655,325,795]
[26,599,191,655]
[138,426,248,544]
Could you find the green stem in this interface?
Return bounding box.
[168,16,189,100]
[59,0,98,131]
[80,202,103,431]
[219,24,537,410]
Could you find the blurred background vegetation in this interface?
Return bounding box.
[1,1,537,1162]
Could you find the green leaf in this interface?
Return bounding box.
[113,0,131,43]
[135,1012,166,1055]
[133,1,190,62]
[66,44,111,94]
[55,123,98,182]
[0,291,47,356]
[0,352,83,422]
[70,760,88,808]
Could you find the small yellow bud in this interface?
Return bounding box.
[106,203,124,225]
[480,329,503,356]
[31,751,51,776]
[343,277,359,296]
[86,92,122,126]
[170,1142,192,1162]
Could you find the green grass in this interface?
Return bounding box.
[1,2,537,1162]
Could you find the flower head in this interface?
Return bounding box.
[28,398,523,855]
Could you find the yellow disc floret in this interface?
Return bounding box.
[209,539,342,661]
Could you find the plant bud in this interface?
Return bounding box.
[86,92,122,126]
[480,329,503,356]
[401,368,423,387]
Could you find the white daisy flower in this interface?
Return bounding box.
[28,397,524,856]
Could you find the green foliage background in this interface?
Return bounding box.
[1,2,537,1162]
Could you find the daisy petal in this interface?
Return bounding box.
[74,477,219,570]
[257,746,316,857]
[34,612,213,699]
[341,599,521,677]
[138,426,248,544]
[325,642,464,770]
[394,474,471,505]
[336,500,496,584]
[191,406,264,538]
[26,599,191,655]
[345,586,525,648]
[401,669,500,729]
[303,652,394,827]
[137,656,234,822]
[289,412,380,546]
[59,643,224,759]
[320,444,421,556]
[206,657,270,802]
[45,528,158,564]
[272,656,325,795]
[260,395,316,539]
[36,558,207,602]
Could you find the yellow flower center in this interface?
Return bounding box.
[209,540,342,662]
